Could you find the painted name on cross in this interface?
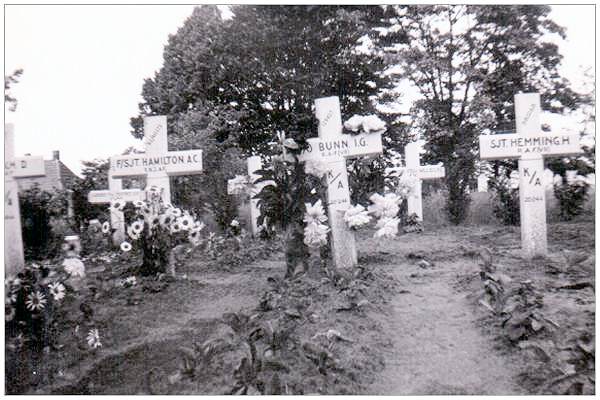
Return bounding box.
[300,132,382,162]
[480,133,581,159]
[110,150,203,178]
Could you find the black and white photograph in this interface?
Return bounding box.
[4,3,596,395]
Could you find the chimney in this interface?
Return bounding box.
[53,150,60,160]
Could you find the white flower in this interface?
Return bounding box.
[304,160,329,179]
[130,220,144,235]
[395,175,419,199]
[178,215,194,231]
[344,115,364,132]
[230,219,240,227]
[192,221,205,232]
[133,200,146,208]
[169,208,182,218]
[48,282,66,301]
[303,222,330,248]
[374,217,399,238]
[101,221,110,234]
[86,328,102,349]
[120,241,132,252]
[188,230,202,246]
[344,204,371,228]
[62,258,86,278]
[304,200,328,224]
[127,225,140,241]
[159,214,174,227]
[110,200,125,211]
[25,291,47,311]
[170,222,182,234]
[368,193,401,218]
[361,114,386,133]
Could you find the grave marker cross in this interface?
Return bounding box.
[87,171,145,244]
[479,92,583,257]
[109,116,203,203]
[297,96,383,269]
[385,141,445,221]
[5,124,46,275]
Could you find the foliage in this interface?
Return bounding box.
[19,185,71,259]
[115,186,205,276]
[382,5,585,224]
[5,68,23,112]
[70,159,110,229]
[553,178,590,221]
[489,173,520,226]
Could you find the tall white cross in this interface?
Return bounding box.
[297,96,383,269]
[227,156,273,236]
[88,171,145,244]
[385,141,445,221]
[109,116,203,203]
[4,124,46,275]
[479,92,583,257]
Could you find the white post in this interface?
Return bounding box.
[143,116,172,203]
[315,97,358,269]
[405,142,424,220]
[5,124,25,275]
[515,93,547,256]
[108,172,126,244]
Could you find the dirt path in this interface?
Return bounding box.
[362,228,525,395]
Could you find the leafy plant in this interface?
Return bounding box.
[489,173,520,226]
[553,178,590,221]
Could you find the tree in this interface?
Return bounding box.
[5,68,23,112]
[131,5,405,227]
[382,5,584,224]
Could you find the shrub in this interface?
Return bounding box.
[489,174,520,226]
[19,186,71,260]
[553,177,590,221]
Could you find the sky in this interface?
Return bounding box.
[4,4,596,177]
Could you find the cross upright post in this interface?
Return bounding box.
[4,124,46,275]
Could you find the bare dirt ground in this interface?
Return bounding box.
[361,219,595,395]
[16,219,594,395]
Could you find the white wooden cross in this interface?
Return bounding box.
[4,124,46,275]
[479,92,583,257]
[109,116,203,203]
[87,170,145,244]
[297,96,383,269]
[385,141,445,221]
[477,174,489,192]
[227,156,273,236]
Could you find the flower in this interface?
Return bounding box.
[361,115,387,133]
[374,217,399,239]
[168,208,182,218]
[304,222,330,248]
[110,200,125,211]
[133,200,146,208]
[62,257,86,277]
[188,230,202,246]
[304,160,329,179]
[343,115,364,132]
[101,221,110,234]
[344,204,371,228]
[368,193,401,218]
[127,225,140,241]
[120,241,132,252]
[191,221,205,232]
[303,200,328,224]
[178,215,194,230]
[159,214,173,227]
[48,282,66,301]
[86,329,102,349]
[25,291,47,311]
[395,175,419,199]
[131,220,144,235]
[30,262,41,270]
[230,219,240,227]
[170,222,182,234]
